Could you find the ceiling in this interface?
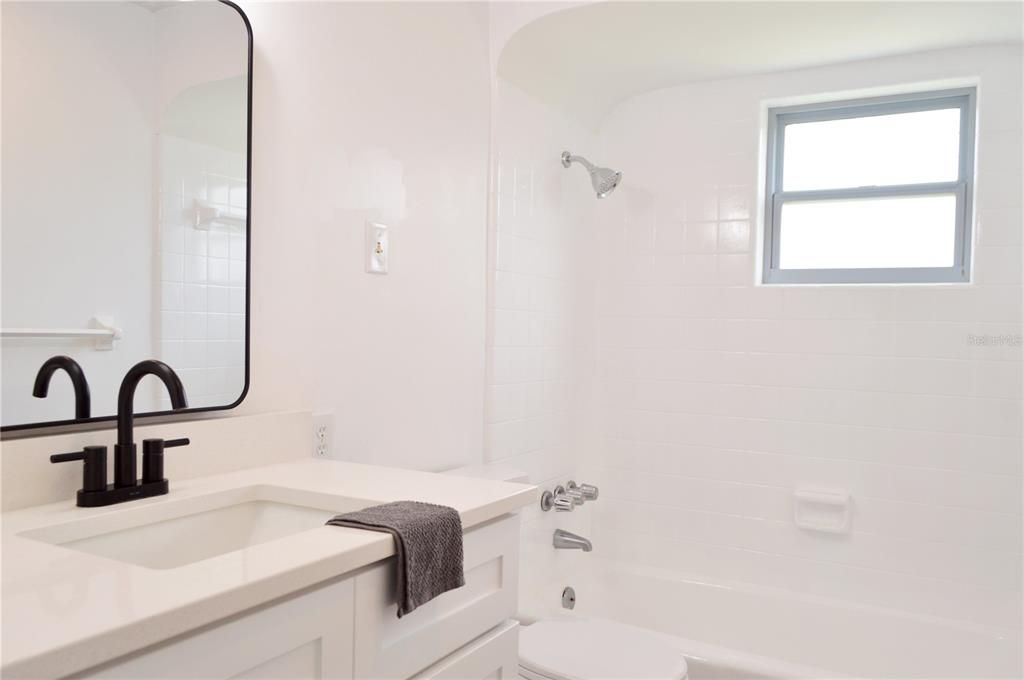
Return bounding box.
[497,1,1024,127]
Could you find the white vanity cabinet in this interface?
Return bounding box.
[73,515,520,680]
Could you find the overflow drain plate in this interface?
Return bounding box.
[562,586,576,610]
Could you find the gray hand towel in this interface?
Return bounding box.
[326,501,465,618]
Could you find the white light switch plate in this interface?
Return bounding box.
[366,222,388,274]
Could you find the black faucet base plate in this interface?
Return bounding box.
[76,479,168,507]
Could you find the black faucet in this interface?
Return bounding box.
[50,359,191,507]
[33,355,91,419]
[115,360,188,488]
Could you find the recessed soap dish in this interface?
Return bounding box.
[793,487,852,535]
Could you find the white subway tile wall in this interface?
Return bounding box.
[589,46,1023,629]
[158,135,246,410]
[485,80,600,598]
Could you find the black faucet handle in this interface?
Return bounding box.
[50,446,107,493]
[142,438,190,484]
[50,451,85,463]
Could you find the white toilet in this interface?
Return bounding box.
[518,619,689,680]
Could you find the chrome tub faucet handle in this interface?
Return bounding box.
[567,480,599,501]
[540,485,576,512]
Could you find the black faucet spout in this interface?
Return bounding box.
[114,360,187,487]
[33,356,91,419]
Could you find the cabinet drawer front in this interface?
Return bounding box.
[413,622,519,680]
[74,577,355,680]
[353,515,520,679]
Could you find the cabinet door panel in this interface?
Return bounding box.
[353,515,520,680]
[413,622,519,680]
[75,577,355,680]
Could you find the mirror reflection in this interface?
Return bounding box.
[1,0,250,429]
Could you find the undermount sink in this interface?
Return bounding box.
[20,485,373,569]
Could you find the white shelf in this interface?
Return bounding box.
[1,316,122,350]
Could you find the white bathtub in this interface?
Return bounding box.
[519,561,1022,679]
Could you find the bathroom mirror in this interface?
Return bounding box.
[1,0,252,433]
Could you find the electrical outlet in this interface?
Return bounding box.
[312,412,334,458]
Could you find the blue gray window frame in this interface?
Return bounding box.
[762,87,977,284]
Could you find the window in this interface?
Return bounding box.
[763,88,976,284]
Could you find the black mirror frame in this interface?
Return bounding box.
[1,0,253,437]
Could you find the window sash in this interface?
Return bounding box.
[763,88,976,285]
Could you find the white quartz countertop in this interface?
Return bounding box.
[0,459,536,678]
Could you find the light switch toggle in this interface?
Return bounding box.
[366,222,388,274]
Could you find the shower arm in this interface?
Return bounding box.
[561,151,597,173]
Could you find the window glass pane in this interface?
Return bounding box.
[778,194,957,269]
[782,108,961,191]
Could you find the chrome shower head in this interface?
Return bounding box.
[561,151,621,199]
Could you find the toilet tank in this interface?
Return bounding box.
[444,463,529,484]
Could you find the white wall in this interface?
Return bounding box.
[236,1,491,471]
[590,44,1022,629]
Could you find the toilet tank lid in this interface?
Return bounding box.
[520,619,688,680]
[443,463,528,484]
